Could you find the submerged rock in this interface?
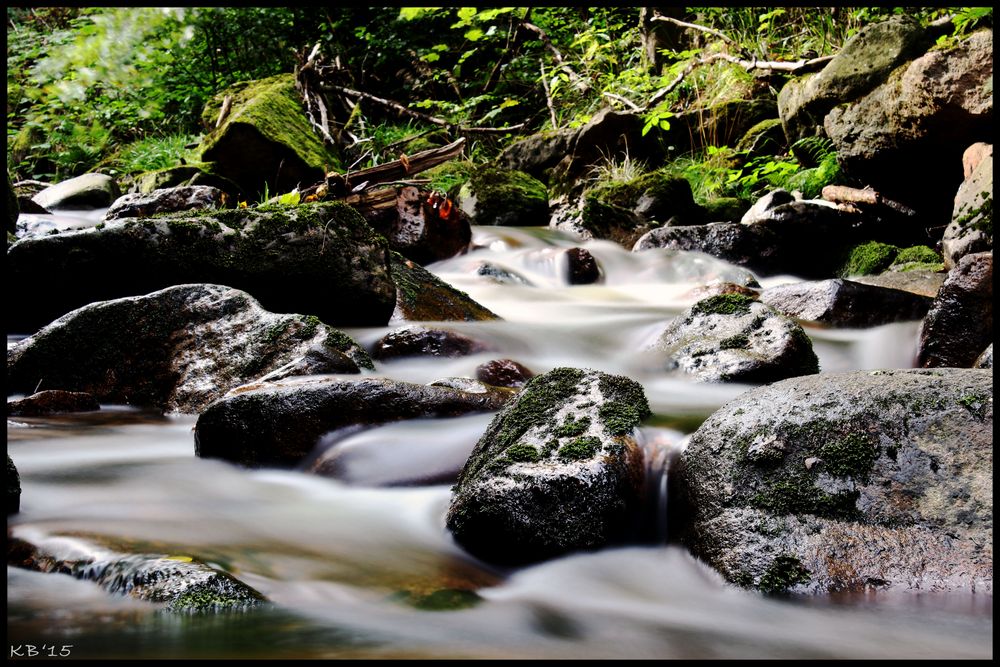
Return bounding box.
[370,185,472,265]
[475,359,536,389]
[31,173,121,211]
[8,534,265,612]
[389,252,499,323]
[647,293,819,383]
[759,279,932,328]
[371,325,494,362]
[195,376,513,468]
[7,201,395,333]
[446,367,650,565]
[6,284,372,414]
[675,368,993,595]
[7,390,101,417]
[565,247,602,285]
[918,252,993,368]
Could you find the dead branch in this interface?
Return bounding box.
[330,138,466,194]
[651,14,738,47]
[821,185,918,217]
[540,60,559,128]
[602,91,642,111]
[215,95,233,129]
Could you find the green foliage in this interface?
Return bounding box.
[840,241,899,277]
[104,134,200,176]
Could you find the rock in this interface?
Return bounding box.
[6,170,17,235]
[918,252,993,368]
[943,144,992,270]
[839,241,943,277]
[851,269,946,299]
[198,74,341,199]
[824,29,993,222]
[8,534,265,612]
[963,141,991,178]
[6,202,395,333]
[647,293,818,383]
[475,261,534,286]
[681,280,760,303]
[674,368,993,594]
[446,367,650,565]
[778,16,931,143]
[368,186,471,265]
[759,279,932,328]
[735,118,787,160]
[974,344,993,369]
[497,129,576,181]
[565,247,602,284]
[7,455,19,515]
[475,359,536,388]
[194,376,513,468]
[740,189,796,225]
[6,284,372,414]
[7,390,100,417]
[389,251,500,322]
[133,163,241,199]
[548,109,649,189]
[456,166,548,227]
[701,197,749,223]
[371,325,493,362]
[104,186,226,221]
[30,173,121,211]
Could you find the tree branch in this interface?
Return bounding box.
[651,15,738,47]
[540,60,559,128]
[520,20,590,93]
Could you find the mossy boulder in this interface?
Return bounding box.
[839,241,944,277]
[647,294,819,383]
[446,367,650,565]
[496,129,576,182]
[134,163,243,200]
[8,534,265,612]
[30,173,121,211]
[760,279,932,328]
[198,74,341,200]
[735,118,787,159]
[195,376,514,468]
[6,202,395,333]
[675,368,993,594]
[917,252,993,369]
[7,284,372,414]
[943,144,992,269]
[389,251,499,322]
[7,454,19,515]
[456,166,548,227]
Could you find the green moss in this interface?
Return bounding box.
[558,436,602,461]
[391,588,483,611]
[839,241,899,277]
[322,327,375,370]
[957,393,990,419]
[893,245,939,265]
[719,333,750,350]
[758,555,811,594]
[955,192,993,236]
[462,166,548,226]
[555,415,591,437]
[750,477,861,520]
[506,443,541,463]
[819,432,879,478]
[691,293,756,316]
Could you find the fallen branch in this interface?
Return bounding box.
[215,95,233,129]
[651,14,738,47]
[821,185,918,217]
[602,91,642,111]
[540,60,559,128]
[320,138,466,195]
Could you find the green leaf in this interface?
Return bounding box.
[465,27,484,41]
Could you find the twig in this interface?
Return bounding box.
[540,60,559,128]
[520,21,590,93]
[821,185,918,217]
[651,15,739,47]
[602,92,642,111]
[215,95,233,129]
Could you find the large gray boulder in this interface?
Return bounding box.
[104,185,226,221]
[30,172,121,211]
[7,202,395,333]
[759,278,932,328]
[195,376,513,468]
[647,293,819,383]
[446,367,650,565]
[7,284,372,414]
[675,368,993,594]
[917,252,993,368]
[942,144,992,269]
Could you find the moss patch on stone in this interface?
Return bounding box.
[691,293,756,316]
[506,443,542,463]
[555,415,591,437]
[758,555,811,594]
[461,166,548,226]
[558,436,602,461]
[839,241,898,277]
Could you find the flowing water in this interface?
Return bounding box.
[7,223,991,660]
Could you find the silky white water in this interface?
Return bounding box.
[7,224,990,659]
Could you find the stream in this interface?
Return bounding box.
[7,223,991,659]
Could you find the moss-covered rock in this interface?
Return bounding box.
[675,368,993,594]
[839,241,899,277]
[195,376,514,468]
[198,74,341,200]
[446,367,650,565]
[7,201,395,333]
[759,278,932,328]
[389,251,499,322]
[735,118,787,159]
[7,284,371,414]
[648,294,819,383]
[104,185,226,221]
[943,144,992,269]
[456,166,549,227]
[134,163,243,200]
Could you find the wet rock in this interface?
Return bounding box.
[918,252,993,368]
[371,185,471,265]
[31,173,121,211]
[195,376,513,468]
[389,252,500,322]
[675,368,993,594]
[8,534,265,612]
[456,166,548,227]
[446,367,650,565]
[7,390,101,417]
[974,344,993,369]
[198,74,340,199]
[6,170,17,236]
[943,144,992,270]
[497,129,576,181]
[7,284,372,414]
[7,454,19,515]
[475,261,534,286]
[475,359,536,388]
[740,188,796,225]
[104,185,226,221]
[824,29,992,222]
[759,279,932,328]
[565,247,602,284]
[851,269,946,300]
[7,202,395,333]
[647,293,819,383]
[371,325,494,362]
[681,280,760,303]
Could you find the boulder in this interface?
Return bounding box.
[918,252,993,368]
[7,284,372,414]
[839,241,943,278]
[647,293,819,383]
[133,163,241,199]
[455,166,548,227]
[31,173,121,211]
[974,343,993,369]
[759,279,932,328]
[446,367,650,565]
[198,74,341,199]
[735,118,787,160]
[370,186,471,265]
[851,269,946,300]
[195,376,513,468]
[6,202,396,333]
[370,325,494,362]
[104,185,226,221]
[475,359,536,388]
[389,251,500,322]
[824,29,993,223]
[675,368,993,594]
[8,534,265,612]
[7,390,100,417]
[565,247,602,284]
[942,144,992,269]
[497,129,576,181]
[7,455,18,515]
